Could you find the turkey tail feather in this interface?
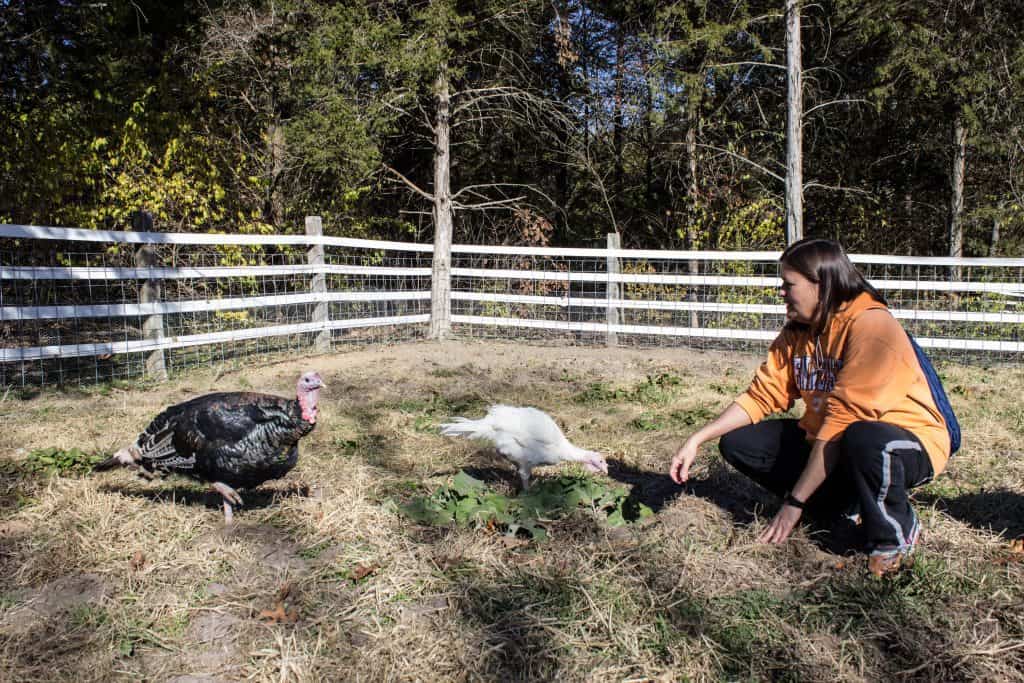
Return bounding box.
[439,417,494,440]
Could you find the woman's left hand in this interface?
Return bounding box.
[757,504,803,544]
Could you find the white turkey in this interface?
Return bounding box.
[440,405,608,489]
[95,371,324,523]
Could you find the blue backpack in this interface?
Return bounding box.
[906,333,961,455]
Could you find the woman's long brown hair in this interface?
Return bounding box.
[780,238,886,337]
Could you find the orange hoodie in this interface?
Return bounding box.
[734,291,951,475]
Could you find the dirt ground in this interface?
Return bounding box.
[2,339,1024,682]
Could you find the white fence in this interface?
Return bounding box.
[3,221,1024,386]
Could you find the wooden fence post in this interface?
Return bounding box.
[606,232,621,347]
[132,211,168,381]
[306,215,331,353]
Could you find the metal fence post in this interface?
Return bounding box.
[606,232,621,347]
[306,215,331,353]
[132,211,168,381]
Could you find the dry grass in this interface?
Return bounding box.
[1,339,1024,681]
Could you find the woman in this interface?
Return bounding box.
[669,238,951,576]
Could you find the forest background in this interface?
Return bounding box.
[3,0,1022,256]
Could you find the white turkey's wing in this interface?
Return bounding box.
[487,429,529,463]
[488,406,569,468]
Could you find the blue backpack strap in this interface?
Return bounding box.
[906,332,961,455]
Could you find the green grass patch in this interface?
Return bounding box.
[388,393,490,433]
[574,373,686,407]
[630,405,717,431]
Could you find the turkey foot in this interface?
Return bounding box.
[211,482,244,524]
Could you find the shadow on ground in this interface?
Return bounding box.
[96,482,310,512]
[917,488,1024,539]
[608,460,868,555]
[608,459,764,522]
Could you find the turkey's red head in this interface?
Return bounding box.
[297,371,324,423]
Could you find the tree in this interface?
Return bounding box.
[784,0,802,243]
[366,0,565,337]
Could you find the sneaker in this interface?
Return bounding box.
[868,549,913,577]
[867,525,921,578]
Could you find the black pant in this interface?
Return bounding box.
[718,419,934,553]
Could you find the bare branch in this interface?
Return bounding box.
[803,182,872,197]
[707,61,785,71]
[382,164,434,202]
[803,98,871,118]
[689,144,785,183]
[453,196,527,211]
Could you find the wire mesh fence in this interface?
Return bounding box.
[3,223,1023,388]
[1,225,432,387]
[449,246,1024,362]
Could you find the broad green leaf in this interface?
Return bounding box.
[451,471,485,496]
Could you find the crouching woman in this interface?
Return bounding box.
[669,238,953,576]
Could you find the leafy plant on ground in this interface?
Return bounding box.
[20,447,108,476]
[398,471,653,540]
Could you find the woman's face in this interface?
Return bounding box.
[780,265,820,324]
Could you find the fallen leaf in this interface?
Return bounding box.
[130,550,146,571]
[258,603,298,624]
[350,564,378,581]
[1009,538,1024,553]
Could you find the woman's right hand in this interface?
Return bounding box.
[669,437,701,484]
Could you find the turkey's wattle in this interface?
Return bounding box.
[440,405,607,489]
[96,371,324,523]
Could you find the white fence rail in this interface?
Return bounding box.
[3,221,1024,385]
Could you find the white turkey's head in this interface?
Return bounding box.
[579,450,608,475]
[297,371,325,423]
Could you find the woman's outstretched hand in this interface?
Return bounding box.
[669,438,700,484]
[757,504,803,544]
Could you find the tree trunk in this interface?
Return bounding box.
[991,204,1001,257]
[948,111,967,260]
[686,124,699,328]
[785,0,803,245]
[265,86,285,226]
[642,51,654,210]
[613,25,625,223]
[430,66,453,340]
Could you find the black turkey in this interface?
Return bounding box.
[96,371,324,523]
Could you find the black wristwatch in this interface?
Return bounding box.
[783,492,806,509]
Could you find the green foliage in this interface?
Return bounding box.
[2,0,1022,254]
[20,447,108,477]
[398,471,652,540]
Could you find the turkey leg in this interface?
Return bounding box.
[210,482,244,524]
[517,466,532,491]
